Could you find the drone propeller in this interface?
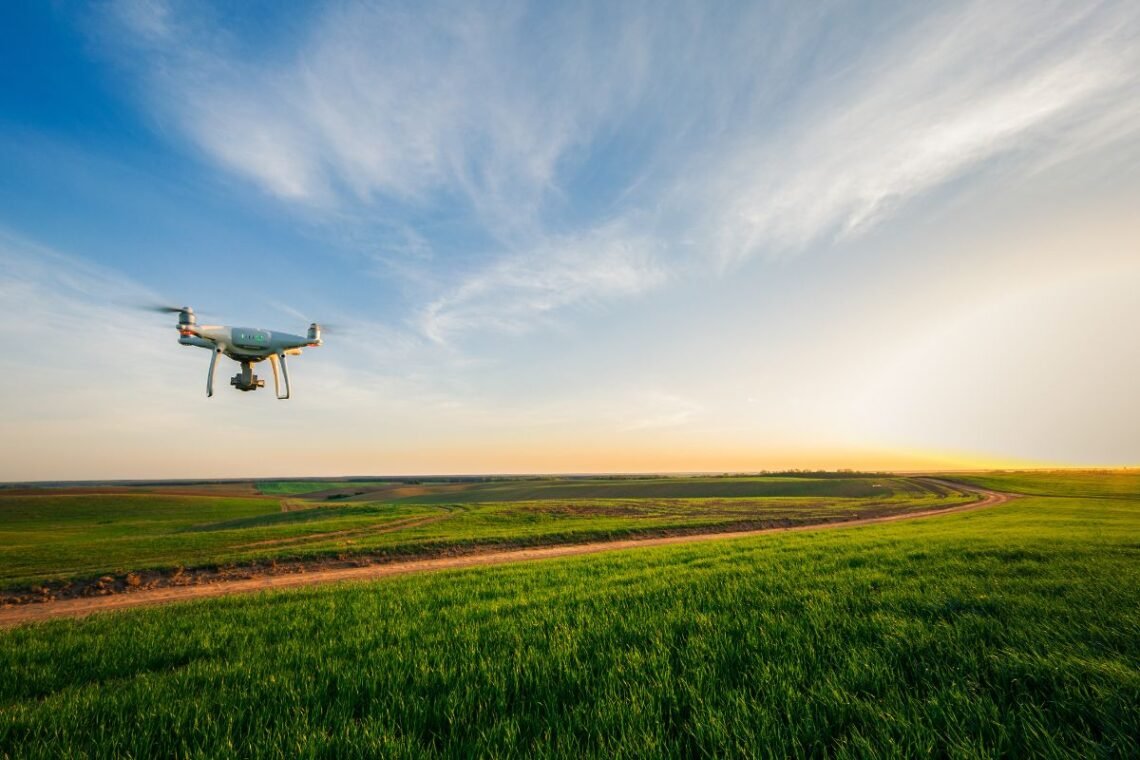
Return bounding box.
[143,305,193,315]
[129,303,203,338]
[127,301,196,315]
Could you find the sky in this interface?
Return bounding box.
[1,0,1138,480]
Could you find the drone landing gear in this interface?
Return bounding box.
[230,361,265,392]
[206,348,221,397]
[203,353,291,399]
[268,352,290,400]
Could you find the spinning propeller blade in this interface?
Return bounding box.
[135,304,194,314]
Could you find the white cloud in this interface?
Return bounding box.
[418,223,665,343]
[110,2,655,228]
[104,1,679,342]
[687,0,1140,264]
[103,0,1140,344]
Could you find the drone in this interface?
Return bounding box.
[154,306,322,399]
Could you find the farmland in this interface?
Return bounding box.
[950,469,1140,499]
[253,475,903,501]
[0,471,1137,756]
[0,476,968,593]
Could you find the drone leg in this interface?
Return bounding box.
[206,348,221,397]
[268,354,278,396]
[275,351,291,400]
[269,354,283,399]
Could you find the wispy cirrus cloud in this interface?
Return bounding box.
[419,223,665,343]
[105,0,674,343]
[684,1,1140,264]
[108,1,655,229]
[103,0,1140,344]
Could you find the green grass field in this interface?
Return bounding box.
[253,475,898,501]
[0,477,964,591]
[951,469,1140,499]
[1,472,1137,756]
[256,480,394,495]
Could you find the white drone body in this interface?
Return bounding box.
[167,307,321,399]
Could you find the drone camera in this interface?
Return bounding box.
[230,360,265,392]
[230,373,265,391]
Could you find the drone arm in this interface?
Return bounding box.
[270,352,290,400]
[206,347,221,397]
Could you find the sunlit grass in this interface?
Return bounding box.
[1,482,1137,756]
[0,478,964,589]
[950,469,1140,499]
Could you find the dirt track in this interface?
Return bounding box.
[0,481,1012,628]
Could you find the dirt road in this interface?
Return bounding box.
[0,481,1013,628]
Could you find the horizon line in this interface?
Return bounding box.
[4,466,1137,488]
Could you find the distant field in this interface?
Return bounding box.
[256,480,393,495]
[0,477,965,590]
[0,494,432,589]
[1,474,1136,756]
[257,475,905,501]
[951,469,1140,499]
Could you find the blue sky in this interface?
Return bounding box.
[1,0,1138,479]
